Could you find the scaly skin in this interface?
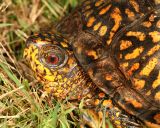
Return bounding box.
[24,0,160,127]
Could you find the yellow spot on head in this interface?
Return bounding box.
[44,75,55,82]
[125,47,144,60]
[57,89,63,93]
[140,58,158,76]
[57,75,62,80]
[99,25,107,36]
[87,16,96,27]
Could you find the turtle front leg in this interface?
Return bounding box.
[83,91,145,128]
[106,106,145,128]
[97,98,145,128]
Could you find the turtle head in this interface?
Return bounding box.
[24,32,94,99]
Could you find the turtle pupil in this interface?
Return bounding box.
[48,54,59,64]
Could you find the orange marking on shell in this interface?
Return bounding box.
[133,78,145,90]
[125,8,135,20]
[120,40,132,50]
[87,16,96,27]
[126,98,142,108]
[107,7,122,45]
[140,58,158,76]
[147,45,160,56]
[142,21,152,28]
[94,22,102,31]
[98,92,105,98]
[127,63,140,76]
[102,100,113,108]
[95,0,104,7]
[99,25,107,36]
[125,47,144,60]
[99,4,112,15]
[152,71,160,89]
[149,31,160,43]
[156,20,160,28]
[120,63,129,70]
[155,92,160,101]
[154,113,160,124]
[129,0,140,12]
[105,74,112,81]
[126,31,146,41]
[87,50,98,59]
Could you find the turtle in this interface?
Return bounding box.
[23,0,160,127]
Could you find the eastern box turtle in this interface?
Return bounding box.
[23,0,160,127]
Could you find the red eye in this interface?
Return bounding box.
[40,45,68,68]
[47,54,59,65]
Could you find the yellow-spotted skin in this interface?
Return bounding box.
[23,33,96,100]
[24,0,160,128]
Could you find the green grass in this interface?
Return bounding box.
[0,0,113,128]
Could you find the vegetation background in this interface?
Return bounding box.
[0,0,113,128]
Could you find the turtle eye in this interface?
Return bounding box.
[46,53,59,65]
[39,44,68,69]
